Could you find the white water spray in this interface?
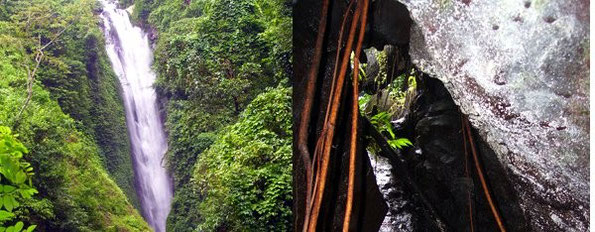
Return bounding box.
[100,1,173,231]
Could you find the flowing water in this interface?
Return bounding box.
[100,1,173,231]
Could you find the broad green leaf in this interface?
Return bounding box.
[14,172,26,184]
[3,195,13,212]
[3,185,15,193]
[13,222,22,232]
[11,197,18,209]
[25,225,36,232]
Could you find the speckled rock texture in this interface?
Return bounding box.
[368,152,416,232]
[395,0,589,230]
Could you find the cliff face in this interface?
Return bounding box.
[394,0,589,230]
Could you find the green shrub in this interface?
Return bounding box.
[0,126,38,232]
[138,0,293,230]
[194,86,292,232]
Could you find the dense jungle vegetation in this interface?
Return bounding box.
[0,0,292,231]
[0,0,149,230]
[130,0,292,230]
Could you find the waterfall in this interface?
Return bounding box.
[99,1,173,231]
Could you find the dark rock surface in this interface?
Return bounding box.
[368,152,416,232]
[395,0,589,230]
[404,77,529,232]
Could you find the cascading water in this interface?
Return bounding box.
[99,1,173,231]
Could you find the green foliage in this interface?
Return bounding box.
[164,100,227,231]
[150,0,291,112]
[0,0,148,230]
[83,29,139,209]
[388,72,416,98]
[364,48,413,94]
[166,184,202,232]
[194,86,293,232]
[360,57,418,151]
[369,112,412,149]
[131,0,159,24]
[6,0,138,209]
[358,94,372,109]
[118,0,135,8]
[133,0,292,230]
[0,127,38,232]
[0,37,150,231]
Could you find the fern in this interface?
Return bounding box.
[369,111,412,150]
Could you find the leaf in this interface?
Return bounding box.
[11,197,18,209]
[395,138,413,147]
[0,210,14,220]
[387,140,400,149]
[14,172,26,184]
[3,195,13,212]
[13,222,23,232]
[19,188,37,199]
[387,138,413,150]
[3,185,15,193]
[25,225,36,232]
[386,127,396,140]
